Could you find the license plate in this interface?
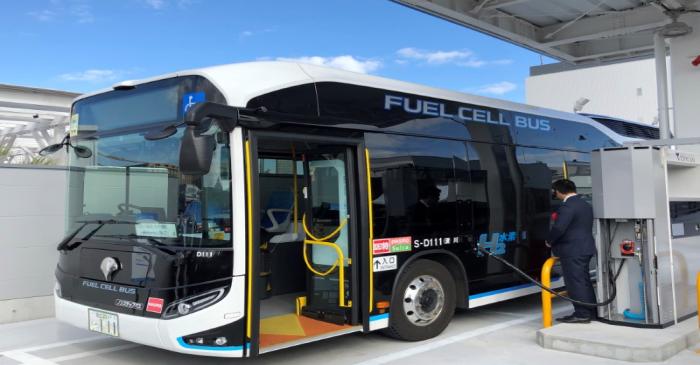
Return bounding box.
[88,309,119,337]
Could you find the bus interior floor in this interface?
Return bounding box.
[259,313,357,350]
[259,293,360,350]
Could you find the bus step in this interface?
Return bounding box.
[300,306,347,325]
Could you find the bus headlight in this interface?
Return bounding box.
[163,288,226,319]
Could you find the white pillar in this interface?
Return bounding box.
[654,32,671,140]
[670,13,700,152]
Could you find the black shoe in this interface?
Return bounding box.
[557,316,591,324]
[555,315,574,322]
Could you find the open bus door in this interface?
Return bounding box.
[246,132,366,355]
[300,148,355,323]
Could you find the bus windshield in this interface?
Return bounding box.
[66,78,232,248]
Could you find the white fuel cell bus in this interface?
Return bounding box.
[50,61,641,357]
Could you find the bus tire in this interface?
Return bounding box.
[383,259,456,341]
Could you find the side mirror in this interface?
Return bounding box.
[178,102,239,176]
[37,135,93,158]
[177,101,268,175]
[73,145,92,158]
[179,125,216,175]
[38,143,65,156]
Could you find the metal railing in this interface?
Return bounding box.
[541,257,560,328]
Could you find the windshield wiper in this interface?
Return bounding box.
[57,222,90,251]
[97,234,166,246]
[81,219,137,241]
[58,219,136,251]
[94,234,176,254]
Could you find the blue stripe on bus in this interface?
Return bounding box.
[369,313,389,321]
[176,337,248,351]
[468,276,562,300]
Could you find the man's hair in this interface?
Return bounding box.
[552,179,577,194]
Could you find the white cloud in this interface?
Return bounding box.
[58,69,122,82]
[70,4,94,23]
[177,0,195,8]
[458,59,486,68]
[142,0,197,10]
[145,0,166,9]
[28,2,94,23]
[492,59,514,65]
[239,28,275,39]
[276,55,381,74]
[396,47,514,68]
[475,81,517,95]
[28,10,56,22]
[397,47,472,64]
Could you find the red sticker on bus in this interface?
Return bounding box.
[146,297,164,313]
[373,236,412,255]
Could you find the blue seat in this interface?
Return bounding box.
[261,191,294,233]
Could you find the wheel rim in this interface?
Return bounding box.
[402,274,445,326]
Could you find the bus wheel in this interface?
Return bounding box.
[384,259,456,341]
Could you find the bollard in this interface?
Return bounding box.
[541,257,559,328]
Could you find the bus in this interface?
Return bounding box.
[50,61,637,357]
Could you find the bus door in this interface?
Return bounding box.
[250,133,363,354]
[300,147,357,324]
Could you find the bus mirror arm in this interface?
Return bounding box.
[184,102,241,132]
[184,101,271,132]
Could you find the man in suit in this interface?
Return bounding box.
[547,179,597,323]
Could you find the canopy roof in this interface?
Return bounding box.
[393,0,699,64]
[0,83,79,163]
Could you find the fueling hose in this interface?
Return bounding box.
[476,246,624,307]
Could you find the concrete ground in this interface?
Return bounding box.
[1,295,698,365]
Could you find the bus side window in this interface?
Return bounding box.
[566,153,592,203]
[518,147,567,246]
[365,133,466,238]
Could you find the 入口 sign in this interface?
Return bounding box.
[373,255,397,272]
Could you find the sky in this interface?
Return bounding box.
[0,0,554,103]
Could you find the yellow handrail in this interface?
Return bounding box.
[244,140,254,339]
[365,148,374,312]
[300,213,350,308]
[303,239,350,308]
[302,214,347,242]
[541,256,559,328]
[303,241,340,277]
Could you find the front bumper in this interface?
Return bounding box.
[54,276,247,357]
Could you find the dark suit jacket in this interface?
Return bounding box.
[547,195,597,258]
